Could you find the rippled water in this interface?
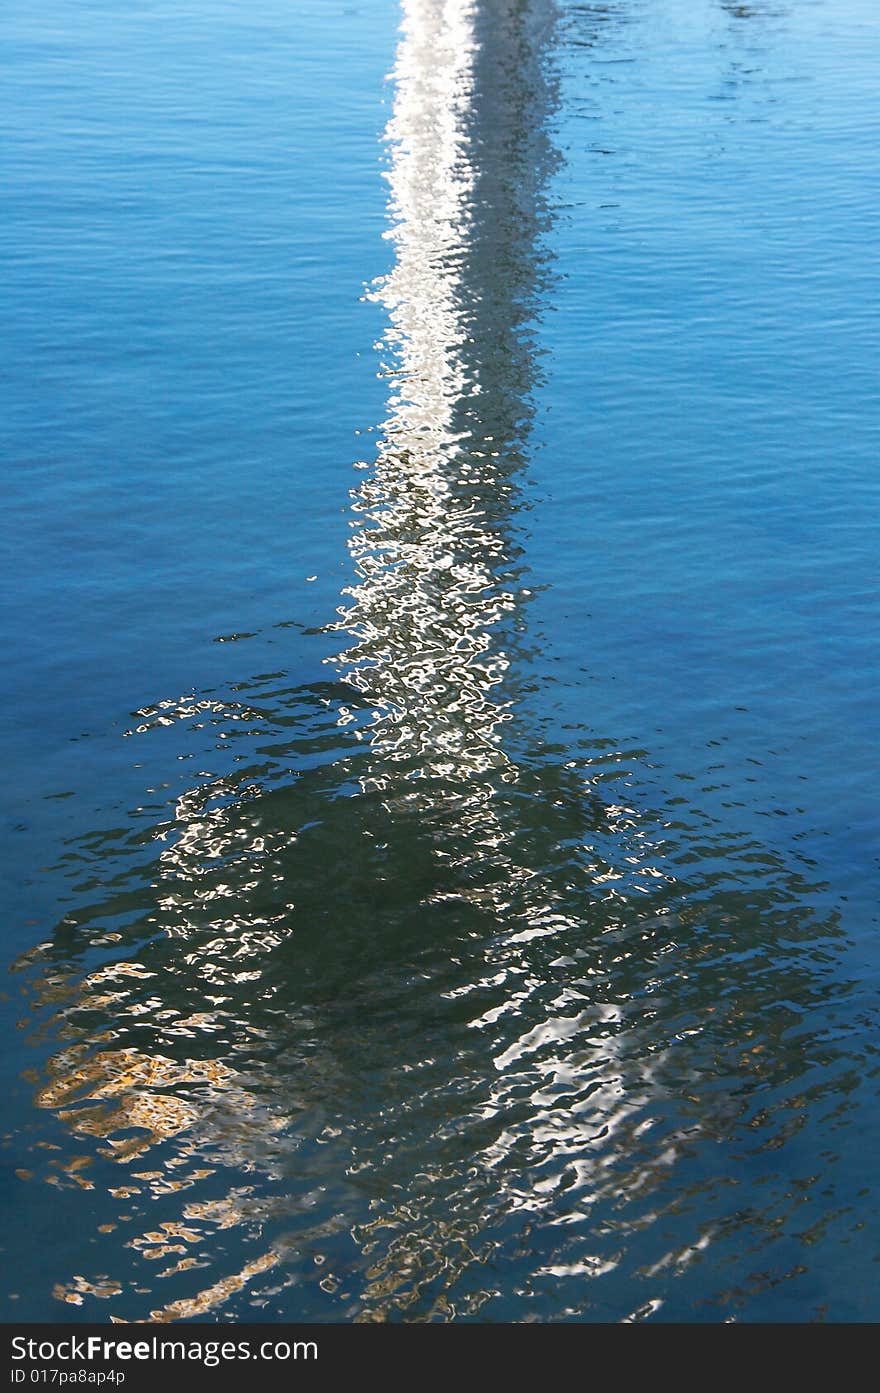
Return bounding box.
[2,0,879,1322]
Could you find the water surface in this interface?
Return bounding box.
[2,0,879,1322]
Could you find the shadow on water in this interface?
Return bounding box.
[7,0,873,1321]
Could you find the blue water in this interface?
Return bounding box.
[1,0,879,1321]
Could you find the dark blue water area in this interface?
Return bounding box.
[1,0,879,1323]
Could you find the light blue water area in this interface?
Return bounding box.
[1,0,879,1322]
[2,0,390,751]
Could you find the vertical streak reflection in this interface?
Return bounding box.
[337,0,558,810]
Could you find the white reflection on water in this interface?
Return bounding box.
[338,0,518,792]
[332,0,682,1308]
